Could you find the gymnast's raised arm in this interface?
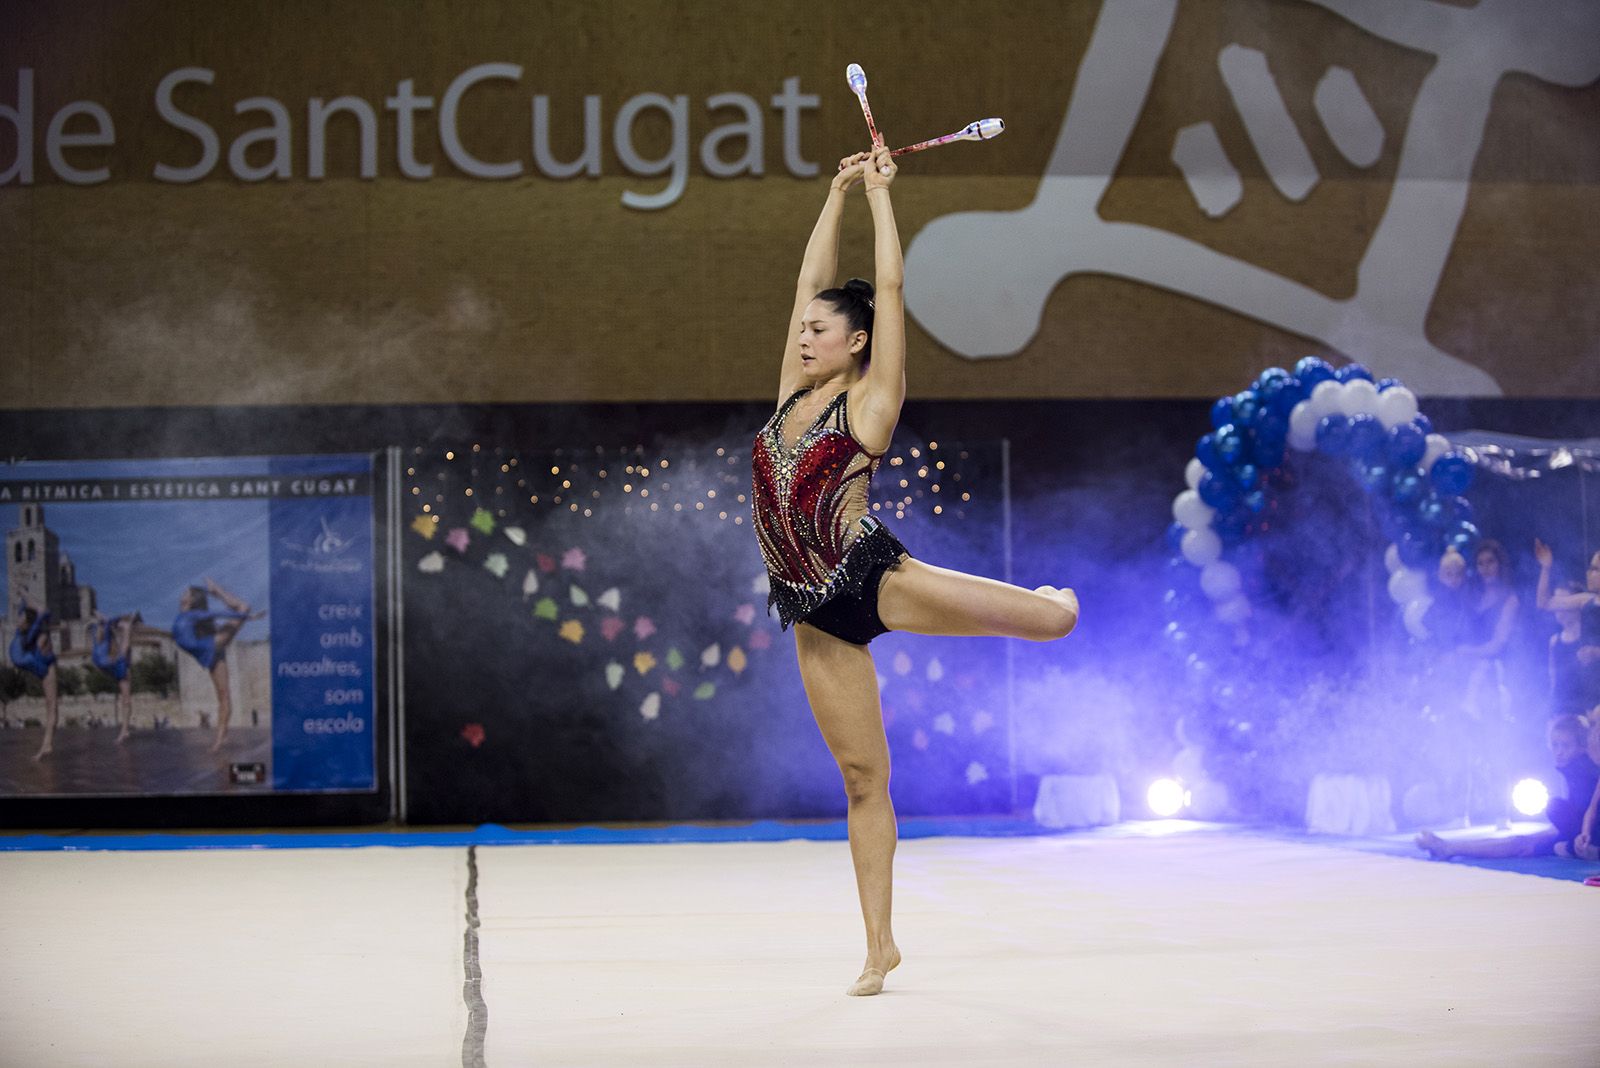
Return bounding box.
[778,152,872,406]
[850,145,905,456]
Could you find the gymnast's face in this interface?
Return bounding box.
[1588,552,1600,593]
[797,299,867,379]
[179,588,200,611]
[1549,726,1581,768]
[1475,550,1501,583]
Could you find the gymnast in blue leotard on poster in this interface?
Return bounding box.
[9,591,60,761]
[91,610,140,744]
[172,579,262,752]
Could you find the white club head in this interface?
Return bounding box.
[963,117,1005,141]
[846,63,868,95]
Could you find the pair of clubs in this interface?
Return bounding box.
[843,62,1004,174]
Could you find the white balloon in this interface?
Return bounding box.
[1173,490,1215,531]
[1215,596,1252,625]
[1308,379,1344,418]
[1185,457,1205,490]
[1375,386,1419,429]
[1383,543,1402,574]
[1288,401,1319,450]
[1387,567,1428,606]
[1181,526,1223,566]
[1403,597,1433,640]
[1338,378,1380,417]
[1200,560,1243,601]
[1421,433,1451,472]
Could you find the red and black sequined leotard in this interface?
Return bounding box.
[752,387,903,628]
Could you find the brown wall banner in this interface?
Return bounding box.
[2,0,1598,408]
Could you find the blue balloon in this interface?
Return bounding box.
[1294,357,1335,386]
[1336,363,1375,383]
[1255,367,1291,389]
[1315,413,1352,455]
[1215,424,1248,464]
[1347,414,1386,459]
[1444,495,1473,524]
[1213,511,1248,547]
[1242,490,1268,514]
[1391,467,1426,505]
[1163,621,1191,649]
[1444,519,1480,553]
[1416,494,1447,527]
[1375,377,1403,392]
[1195,433,1221,472]
[1210,396,1236,430]
[1251,433,1287,471]
[1265,378,1306,417]
[1360,462,1391,493]
[1232,391,1263,428]
[1413,413,1433,436]
[1386,423,1427,466]
[1430,453,1475,495]
[1184,653,1213,681]
[1233,463,1260,490]
[1198,471,1239,509]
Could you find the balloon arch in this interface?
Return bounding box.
[1166,357,1479,644]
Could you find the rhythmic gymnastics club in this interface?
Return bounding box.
[888,118,1005,158]
[837,118,1007,170]
[845,63,886,157]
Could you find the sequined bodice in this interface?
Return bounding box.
[751,388,880,614]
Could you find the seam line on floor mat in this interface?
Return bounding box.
[463,844,488,1067]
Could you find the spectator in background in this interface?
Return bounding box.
[1416,714,1598,861]
[1424,547,1472,649]
[1534,539,1600,713]
[1544,580,1591,718]
[1455,540,1519,722]
[1569,716,1600,861]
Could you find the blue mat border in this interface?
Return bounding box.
[0,816,1046,853]
[6,818,1597,885]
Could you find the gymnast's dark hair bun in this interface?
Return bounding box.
[815,277,876,362]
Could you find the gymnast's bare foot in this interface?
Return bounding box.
[32,740,53,761]
[846,944,902,997]
[210,730,228,753]
[1415,830,1453,860]
[116,729,130,745]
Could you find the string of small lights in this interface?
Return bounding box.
[407,440,979,526]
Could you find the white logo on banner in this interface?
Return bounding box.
[903,0,1600,395]
[282,517,361,574]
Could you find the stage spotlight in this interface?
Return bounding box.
[1147,778,1188,818]
[1511,779,1549,818]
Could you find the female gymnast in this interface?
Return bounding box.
[91,610,139,744]
[172,579,262,752]
[10,591,60,761]
[751,145,1079,997]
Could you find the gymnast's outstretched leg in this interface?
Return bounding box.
[795,622,902,996]
[877,559,1079,641]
